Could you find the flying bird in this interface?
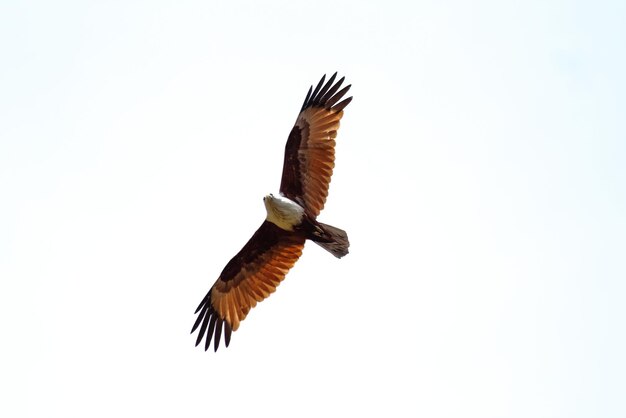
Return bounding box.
[191,73,352,351]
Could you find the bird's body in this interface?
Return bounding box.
[191,73,352,351]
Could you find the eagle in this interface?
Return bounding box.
[191,73,352,351]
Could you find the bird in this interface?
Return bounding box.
[191,73,352,351]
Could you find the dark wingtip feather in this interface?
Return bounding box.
[191,291,231,352]
[320,76,345,108]
[194,295,207,314]
[333,96,353,113]
[312,72,337,106]
[300,85,313,111]
[224,322,232,347]
[204,315,217,351]
[308,74,326,107]
[194,304,211,347]
[325,84,351,110]
[301,74,352,112]
[191,302,208,334]
[213,319,223,352]
[191,304,207,334]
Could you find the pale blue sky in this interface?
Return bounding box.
[1,1,625,417]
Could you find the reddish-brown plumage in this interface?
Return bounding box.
[191,74,352,351]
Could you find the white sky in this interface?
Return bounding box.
[1,1,625,417]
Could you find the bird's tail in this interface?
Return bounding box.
[310,222,350,258]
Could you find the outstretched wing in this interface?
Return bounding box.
[280,73,352,218]
[191,221,305,351]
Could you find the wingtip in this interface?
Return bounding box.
[302,73,352,112]
[301,85,313,111]
[192,294,231,353]
[333,96,352,113]
[194,295,207,314]
[213,318,223,352]
[312,73,338,106]
[224,321,232,347]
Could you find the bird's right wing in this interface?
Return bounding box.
[280,73,352,217]
[191,221,305,351]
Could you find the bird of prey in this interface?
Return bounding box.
[191,73,352,351]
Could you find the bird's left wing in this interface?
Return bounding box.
[191,221,305,351]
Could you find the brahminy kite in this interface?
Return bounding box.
[191,73,352,351]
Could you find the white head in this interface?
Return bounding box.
[263,193,305,231]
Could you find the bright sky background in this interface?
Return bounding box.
[1,1,625,417]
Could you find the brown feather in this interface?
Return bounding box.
[319,76,345,105]
[325,85,351,109]
[313,72,337,106]
[191,221,305,350]
[333,97,352,113]
[205,315,217,351]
